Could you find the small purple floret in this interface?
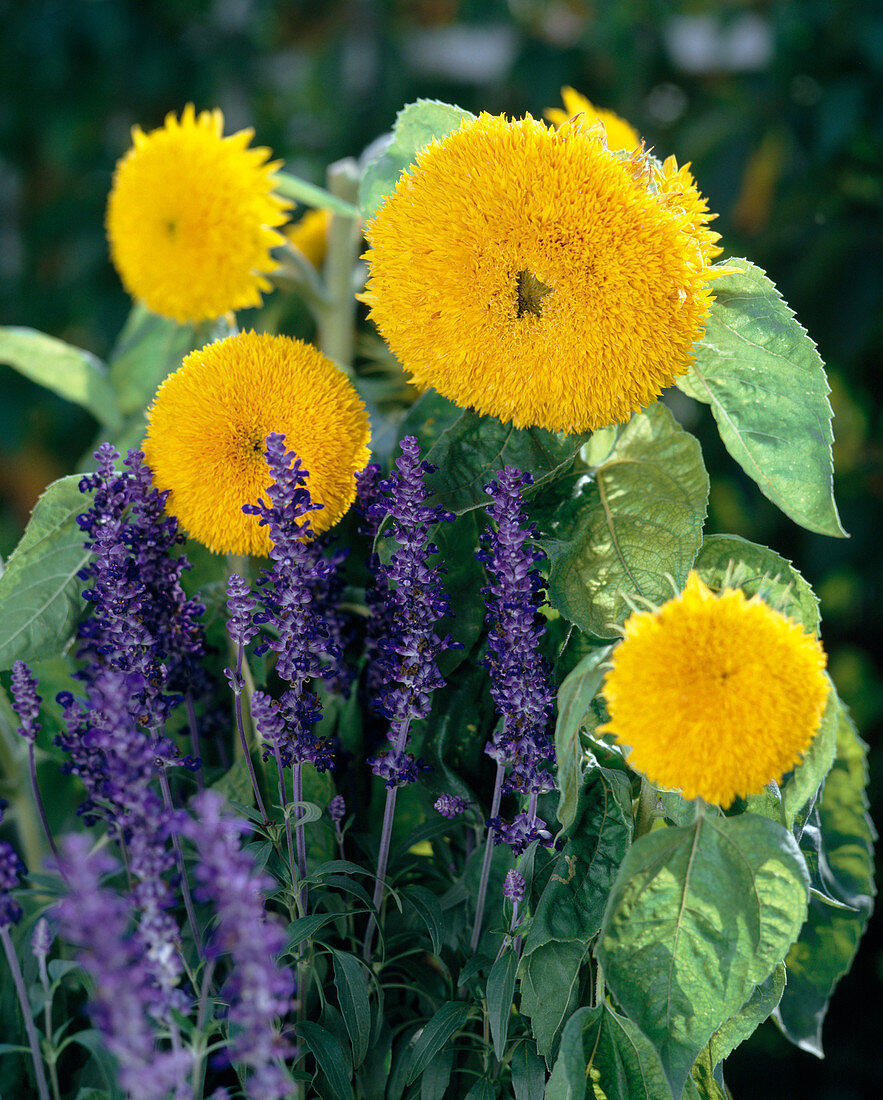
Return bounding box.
[435,794,468,819]
[503,869,526,905]
[328,795,346,823]
[10,661,41,743]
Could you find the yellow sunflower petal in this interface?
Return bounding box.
[142,331,371,556]
[544,86,642,152]
[363,112,720,434]
[601,572,830,808]
[106,105,290,324]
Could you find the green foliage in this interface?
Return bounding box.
[0,475,90,668]
[677,260,845,538]
[0,327,121,431]
[598,812,810,1097]
[359,100,475,219]
[775,703,876,1055]
[553,647,613,830]
[538,403,709,638]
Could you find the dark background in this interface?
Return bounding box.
[1,1,880,1095]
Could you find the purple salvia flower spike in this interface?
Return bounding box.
[10,661,41,742]
[185,791,295,1100]
[435,794,468,819]
[55,835,192,1100]
[0,803,25,930]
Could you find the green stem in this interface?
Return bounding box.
[1,925,51,1100]
[317,158,362,372]
[0,697,45,871]
[634,776,659,838]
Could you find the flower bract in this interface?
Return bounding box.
[143,331,371,556]
[601,572,830,808]
[106,104,289,323]
[544,85,642,151]
[362,112,724,434]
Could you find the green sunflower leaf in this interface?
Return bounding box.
[0,474,91,669]
[359,99,475,220]
[677,259,845,538]
[597,812,810,1099]
[525,766,632,952]
[774,703,875,1055]
[0,326,122,430]
[520,941,588,1060]
[694,533,820,634]
[538,402,708,639]
[546,1003,674,1100]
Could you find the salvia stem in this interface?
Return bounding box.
[292,762,308,916]
[232,641,269,823]
[157,769,200,951]
[27,744,61,869]
[184,694,203,792]
[0,925,51,1100]
[364,783,399,961]
[470,760,506,953]
[270,743,297,896]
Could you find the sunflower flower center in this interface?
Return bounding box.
[515,270,552,318]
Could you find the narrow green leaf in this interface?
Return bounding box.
[330,950,371,1068]
[359,99,475,219]
[402,885,445,957]
[526,767,632,953]
[406,1002,470,1085]
[487,949,519,1059]
[775,704,875,1055]
[694,533,820,634]
[539,403,708,639]
[0,475,91,669]
[0,326,122,430]
[420,1048,454,1100]
[511,1040,547,1100]
[554,647,613,829]
[677,258,844,536]
[464,1080,496,1100]
[598,812,809,1098]
[274,171,359,217]
[424,408,589,517]
[520,941,587,1059]
[548,1003,674,1100]
[297,1021,354,1100]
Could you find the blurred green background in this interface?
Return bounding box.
[1,0,880,1095]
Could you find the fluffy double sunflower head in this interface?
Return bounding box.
[143,331,371,556]
[601,572,830,808]
[362,111,726,434]
[106,105,289,324]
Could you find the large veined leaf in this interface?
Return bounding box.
[108,304,205,417]
[694,534,820,634]
[359,99,475,219]
[554,647,613,829]
[520,941,588,1059]
[0,475,90,669]
[539,402,709,639]
[775,705,875,1055]
[677,259,844,537]
[0,326,121,430]
[598,812,809,1098]
[525,767,632,953]
[546,1004,674,1100]
[424,408,590,517]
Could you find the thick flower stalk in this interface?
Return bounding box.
[106,103,289,323]
[364,436,458,955]
[143,331,371,556]
[471,467,555,950]
[602,571,830,807]
[185,791,295,1100]
[55,835,192,1100]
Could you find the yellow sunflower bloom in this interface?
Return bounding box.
[544,85,642,152]
[362,112,722,434]
[106,105,289,324]
[142,331,371,556]
[285,208,332,268]
[601,572,830,808]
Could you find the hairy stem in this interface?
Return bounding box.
[470,760,506,953]
[1,925,51,1100]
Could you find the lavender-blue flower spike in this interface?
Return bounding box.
[363,436,459,957]
[10,661,60,867]
[470,467,555,951]
[185,791,295,1100]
